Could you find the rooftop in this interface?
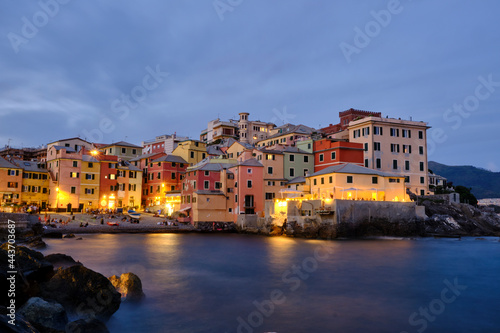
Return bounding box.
[309,163,405,178]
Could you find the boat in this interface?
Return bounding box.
[107,222,119,226]
[127,209,141,219]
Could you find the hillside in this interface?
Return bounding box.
[428,161,500,199]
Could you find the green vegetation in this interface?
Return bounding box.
[428,161,500,199]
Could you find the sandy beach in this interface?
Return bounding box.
[38,212,196,234]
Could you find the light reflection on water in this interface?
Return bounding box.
[41,234,500,333]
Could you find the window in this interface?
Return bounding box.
[403,145,412,154]
[365,159,369,167]
[228,208,233,213]
[289,168,295,177]
[73,161,78,167]
[132,149,137,155]
[374,126,383,135]
[156,185,160,193]
[303,169,309,176]
[420,162,424,172]
[374,142,381,151]
[405,176,410,183]
[267,167,273,174]
[157,172,161,179]
[402,129,411,138]
[353,129,361,138]
[7,182,18,188]
[193,181,196,189]
[319,154,324,162]
[390,128,400,137]
[265,193,275,200]
[122,148,126,154]
[313,179,317,185]
[247,180,252,188]
[347,176,353,183]
[266,154,275,160]
[419,146,424,155]
[171,172,176,180]
[372,176,378,184]
[71,187,76,194]
[204,181,209,189]
[109,148,113,154]
[235,195,238,203]
[419,131,424,139]
[329,176,332,183]
[393,160,398,170]
[202,153,206,159]
[420,177,425,184]
[247,168,252,174]
[190,152,195,159]
[304,156,309,163]
[88,162,93,168]
[118,170,125,177]
[321,177,324,185]
[362,127,370,136]
[215,182,222,189]
[391,144,400,153]
[289,154,295,162]
[330,151,336,160]
[405,161,410,171]
[70,172,79,178]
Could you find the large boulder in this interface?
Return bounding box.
[44,254,82,270]
[40,266,121,321]
[18,297,68,333]
[0,245,53,281]
[24,236,47,250]
[108,273,145,302]
[65,318,109,333]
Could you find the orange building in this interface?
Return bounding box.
[0,157,22,209]
[313,139,364,172]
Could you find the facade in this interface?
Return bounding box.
[79,155,100,209]
[47,146,82,211]
[0,157,22,208]
[142,154,187,207]
[307,163,408,202]
[47,137,93,153]
[348,116,430,195]
[142,133,189,155]
[249,148,287,200]
[229,159,265,216]
[14,160,50,208]
[0,146,47,162]
[200,118,239,144]
[313,139,364,172]
[172,140,207,166]
[320,108,382,136]
[256,124,315,148]
[237,112,276,145]
[278,146,314,180]
[100,141,141,160]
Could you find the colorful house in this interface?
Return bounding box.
[172,140,207,166]
[79,155,100,209]
[313,138,364,172]
[100,141,142,161]
[0,157,22,209]
[13,160,49,209]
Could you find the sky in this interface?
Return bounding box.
[1,1,499,171]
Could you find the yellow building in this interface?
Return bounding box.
[307,163,408,202]
[79,155,100,209]
[14,159,50,209]
[172,140,207,166]
[100,141,142,161]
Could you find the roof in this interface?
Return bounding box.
[0,157,21,169]
[129,152,160,162]
[260,124,316,141]
[206,146,224,156]
[236,159,263,167]
[151,155,187,164]
[279,146,312,154]
[82,155,99,162]
[47,137,91,145]
[309,163,404,178]
[101,141,142,149]
[256,148,284,155]
[287,176,306,184]
[12,159,48,172]
[51,146,77,153]
[188,159,236,172]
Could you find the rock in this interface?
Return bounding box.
[108,273,145,302]
[31,222,45,236]
[65,318,109,333]
[269,225,283,236]
[63,234,75,239]
[0,245,53,281]
[18,297,68,333]
[44,254,83,270]
[75,238,83,240]
[43,232,63,239]
[40,265,121,321]
[0,308,40,333]
[25,236,47,250]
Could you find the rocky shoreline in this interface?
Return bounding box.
[0,243,145,333]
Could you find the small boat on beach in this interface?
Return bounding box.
[127,209,141,219]
[107,222,119,226]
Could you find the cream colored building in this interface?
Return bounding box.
[238,112,276,144]
[348,116,430,196]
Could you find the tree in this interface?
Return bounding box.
[454,185,478,206]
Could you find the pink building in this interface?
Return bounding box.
[228,159,264,216]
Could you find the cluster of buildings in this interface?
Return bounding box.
[0,108,433,225]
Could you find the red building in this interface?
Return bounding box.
[96,155,119,208]
[320,108,381,136]
[141,154,187,207]
[313,139,364,172]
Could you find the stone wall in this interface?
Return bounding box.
[0,213,34,228]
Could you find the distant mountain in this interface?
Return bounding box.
[428,161,500,199]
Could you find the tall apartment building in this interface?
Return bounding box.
[256,124,315,148]
[237,112,276,145]
[200,119,239,143]
[348,116,430,195]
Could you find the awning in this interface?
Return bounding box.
[179,207,191,212]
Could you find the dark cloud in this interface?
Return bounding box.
[0,0,499,170]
